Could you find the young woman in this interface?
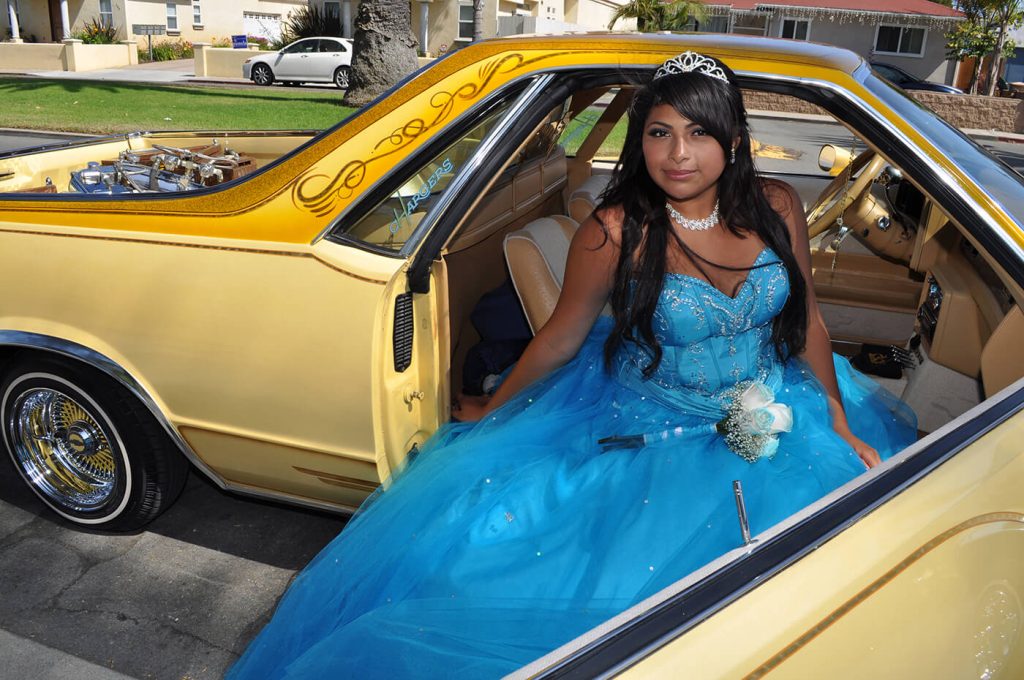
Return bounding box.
[229,52,916,679]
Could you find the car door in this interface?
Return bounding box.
[316,38,347,80]
[274,38,318,80]
[323,81,543,478]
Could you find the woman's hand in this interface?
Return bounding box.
[452,393,490,423]
[834,424,881,468]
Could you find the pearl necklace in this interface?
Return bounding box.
[666,200,720,231]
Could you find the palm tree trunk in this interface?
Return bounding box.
[341,0,420,107]
[473,0,485,42]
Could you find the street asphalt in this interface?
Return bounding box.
[0,465,344,679]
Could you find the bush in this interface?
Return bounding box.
[138,38,194,62]
[247,35,273,50]
[279,6,342,45]
[75,18,118,44]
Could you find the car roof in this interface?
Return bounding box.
[480,31,866,76]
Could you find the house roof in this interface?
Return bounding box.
[711,0,961,18]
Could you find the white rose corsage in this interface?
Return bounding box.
[716,381,793,462]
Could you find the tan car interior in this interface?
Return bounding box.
[440,83,1024,438]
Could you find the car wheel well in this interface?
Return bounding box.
[0,350,190,530]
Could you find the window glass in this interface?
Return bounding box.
[875,25,926,56]
[732,14,767,36]
[458,5,474,39]
[324,1,341,20]
[900,27,925,55]
[782,19,808,40]
[875,26,901,53]
[320,39,343,52]
[166,2,177,31]
[283,39,318,54]
[698,15,729,32]
[99,0,113,26]
[338,105,511,250]
[192,0,201,25]
[557,89,626,160]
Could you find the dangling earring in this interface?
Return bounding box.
[729,147,736,165]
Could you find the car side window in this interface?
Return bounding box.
[321,40,343,53]
[283,40,317,55]
[336,105,512,251]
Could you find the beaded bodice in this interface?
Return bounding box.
[614,248,790,417]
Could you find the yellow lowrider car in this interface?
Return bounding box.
[2,33,1024,677]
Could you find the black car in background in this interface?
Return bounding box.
[870,61,964,94]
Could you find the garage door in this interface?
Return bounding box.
[243,12,282,42]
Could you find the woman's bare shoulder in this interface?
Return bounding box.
[587,204,626,244]
[759,178,800,218]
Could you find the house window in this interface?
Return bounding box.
[458,4,473,40]
[166,2,178,32]
[731,13,767,36]
[697,15,730,33]
[192,1,202,26]
[99,0,113,27]
[875,24,926,57]
[780,18,809,41]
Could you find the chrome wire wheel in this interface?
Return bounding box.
[1,359,188,531]
[8,386,121,513]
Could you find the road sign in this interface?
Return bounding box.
[132,25,167,62]
[132,24,165,36]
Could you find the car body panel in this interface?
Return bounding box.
[616,407,1024,678]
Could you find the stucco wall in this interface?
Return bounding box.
[564,0,618,30]
[194,44,259,77]
[771,18,954,84]
[0,40,135,71]
[124,0,307,44]
[0,42,66,69]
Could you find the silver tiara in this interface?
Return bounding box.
[653,51,729,83]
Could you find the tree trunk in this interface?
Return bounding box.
[473,0,485,42]
[341,0,420,108]
[987,22,1008,96]
[970,58,983,94]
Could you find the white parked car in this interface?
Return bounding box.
[242,36,353,88]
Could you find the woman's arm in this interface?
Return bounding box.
[765,181,881,468]
[454,211,620,420]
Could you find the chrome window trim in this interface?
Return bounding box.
[0,331,355,516]
[400,73,558,257]
[313,76,541,248]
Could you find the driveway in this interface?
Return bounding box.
[0,469,344,679]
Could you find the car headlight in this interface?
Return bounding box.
[243,58,252,64]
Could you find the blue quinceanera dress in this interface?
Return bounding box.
[229,248,916,679]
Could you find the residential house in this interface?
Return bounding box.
[3,0,308,45]
[698,1,963,84]
[310,0,622,57]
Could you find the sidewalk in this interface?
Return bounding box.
[0,58,252,87]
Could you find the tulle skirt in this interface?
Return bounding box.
[228,321,917,679]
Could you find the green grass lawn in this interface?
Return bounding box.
[2,78,356,133]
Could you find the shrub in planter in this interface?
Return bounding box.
[76,18,118,44]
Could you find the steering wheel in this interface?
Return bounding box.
[806,149,888,238]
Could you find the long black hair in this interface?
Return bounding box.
[599,56,808,377]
